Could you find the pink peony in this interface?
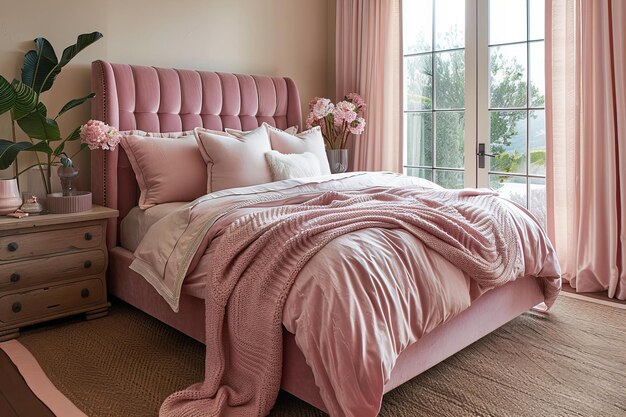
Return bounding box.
[80,120,122,151]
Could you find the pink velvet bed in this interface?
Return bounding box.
[90,60,552,414]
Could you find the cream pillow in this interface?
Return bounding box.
[265,151,322,181]
[264,123,331,175]
[194,125,273,192]
[120,133,207,209]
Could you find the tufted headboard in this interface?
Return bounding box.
[90,60,302,248]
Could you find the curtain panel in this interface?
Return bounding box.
[546,0,626,299]
[335,0,402,172]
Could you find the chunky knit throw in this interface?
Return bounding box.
[160,187,523,417]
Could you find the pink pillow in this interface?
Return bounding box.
[120,133,207,209]
[194,125,273,192]
[264,123,331,175]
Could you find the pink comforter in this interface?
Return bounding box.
[130,173,561,417]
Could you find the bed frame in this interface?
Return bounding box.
[90,60,546,413]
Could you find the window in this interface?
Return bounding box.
[403,0,547,227]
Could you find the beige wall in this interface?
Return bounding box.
[0,0,335,190]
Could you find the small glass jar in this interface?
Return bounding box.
[20,191,43,215]
[58,154,80,196]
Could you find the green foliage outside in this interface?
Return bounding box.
[404,34,545,189]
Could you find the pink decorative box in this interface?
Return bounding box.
[46,191,93,214]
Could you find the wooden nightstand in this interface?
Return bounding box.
[0,205,118,341]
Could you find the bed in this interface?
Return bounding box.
[90,60,561,416]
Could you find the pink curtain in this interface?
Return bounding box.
[546,0,626,299]
[335,0,402,172]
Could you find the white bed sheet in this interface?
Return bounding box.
[121,201,207,299]
[120,202,189,252]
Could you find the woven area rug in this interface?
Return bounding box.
[2,295,624,417]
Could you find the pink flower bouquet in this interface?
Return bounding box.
[306,93,366,149]
[79,120,122,151]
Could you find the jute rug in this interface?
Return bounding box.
[8,295,626,416]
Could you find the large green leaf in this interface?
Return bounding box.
[0,76,16,115]
[16,112,61,141]
[36,101,47,116]
[0,139,51,170]
[21,37,59,94]
[10,80,38,120]
[65,126,81,142]
[53,142,64,156]
[51,126,83,157]
[59,32,103,67]
[56,92,95,119]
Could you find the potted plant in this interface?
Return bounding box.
[305,93,366,173]
[0,32,103,212]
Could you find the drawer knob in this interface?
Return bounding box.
[84,232,93,241]
[12,302,21,313]
[84,260,92,269]
[10,272,20,283]
[81,288,90,298]
[7,242,18,252]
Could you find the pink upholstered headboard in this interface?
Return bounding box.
[90,60,302,248]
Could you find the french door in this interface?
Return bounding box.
[403,0,547,226]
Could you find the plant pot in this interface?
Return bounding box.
[326,149,349,174]
[0,179,23,215]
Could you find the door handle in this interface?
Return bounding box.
[477,143,499,169]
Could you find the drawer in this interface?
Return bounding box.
[0,250,105,290]
[0,225,102,260]
[0,278,105,324]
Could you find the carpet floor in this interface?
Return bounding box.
[12,295,626,417]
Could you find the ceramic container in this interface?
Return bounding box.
[0,179,23,215]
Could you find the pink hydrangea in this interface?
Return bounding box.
[80,120,122,151]
[333,100,357,125]
[304,93,366,149]
[305,112,318,130]
[349,117,366,135]
[345,92,366,112]
[309,97,334,120]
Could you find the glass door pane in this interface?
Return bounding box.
[480,0,547,228]
[403,0,466,189]
[401,0,546,224]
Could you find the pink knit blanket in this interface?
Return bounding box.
[160,186,529,417]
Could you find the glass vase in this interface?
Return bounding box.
[326,149,349,174]
[58,164,80,196]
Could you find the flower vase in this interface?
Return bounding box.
[58,163,80,196]
[0,179,23,215]
[326,149,349,174]
[45,154,92,214]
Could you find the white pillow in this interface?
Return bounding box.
[194,125,273,192]
[263,123,331,175]
[265,151,322,181]
[226,125,298,136]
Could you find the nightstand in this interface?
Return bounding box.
[0,205,118,341]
